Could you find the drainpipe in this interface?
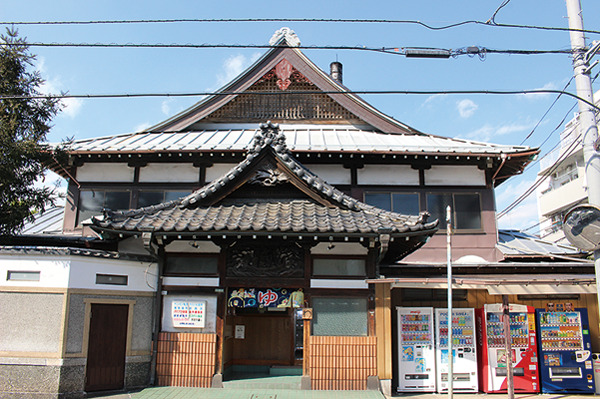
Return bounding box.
[143,232,164,386]
[491,153,508,183]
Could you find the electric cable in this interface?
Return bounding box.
[2,89,599,112]
[487,0,513,25]
[1,41,574,57]
[1,18,600,35]
[497,136,582,219]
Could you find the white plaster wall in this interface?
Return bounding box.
[139,163,199,183]
[311,242,368,255]
[205,163,237,182]
[161,294,218,333]
[68,258,158,292]
[304,164,351,185]
[357,165,419,185]
[0,255,70,288]
[424,165,485,186]
[76,163,135,182]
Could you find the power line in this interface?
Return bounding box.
[488,0,513,25]
[1,18,600,35]
[2,41,573,57]
[3,89,599,112]
[497,136,582,219]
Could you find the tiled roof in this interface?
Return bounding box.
[64,125,531,156]
[94,198,431,236]
[93,122,438,238]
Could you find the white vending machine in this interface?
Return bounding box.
[435,308,478,392]
[397,307,436,392]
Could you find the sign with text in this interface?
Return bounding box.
[171,300,206,328]
[228,288,304,308]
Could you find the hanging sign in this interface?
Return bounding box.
[228,288,304,308]
[171,300,206,328]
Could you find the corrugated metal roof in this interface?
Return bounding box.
[64,126,531,155]
[497,229,584,257]
[21,205,64,235]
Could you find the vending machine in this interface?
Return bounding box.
[476,303,540,393]
[536,306,594,393]
[435,308,478,393]
[397,307,436,392]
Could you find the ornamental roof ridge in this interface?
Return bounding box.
[269,27,301,47]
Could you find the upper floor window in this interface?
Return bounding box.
[312,257,366,277]
[165,254,219,276]
[364,191,482,231]
[427,193,481,230]
[364,192,420,215]
[78,190,131,224]
[138,190,190,208]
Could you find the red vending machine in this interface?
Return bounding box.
[476,303,540,393]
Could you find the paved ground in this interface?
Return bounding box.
[88,387,600,399]
[89,386,385,399]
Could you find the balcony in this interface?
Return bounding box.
[538,174,587,217]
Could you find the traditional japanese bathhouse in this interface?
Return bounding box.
[3,27,580,398]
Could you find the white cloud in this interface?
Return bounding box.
[134,122,152,132]
[216,52,261,88]
[456,99,478,118]
[34,170,67,204]
[161,98,174,115]
[496,177,540,231]
[521,82,557,101]
[421,94,447,107]
[37,57,83,119]
[463,122,531,142]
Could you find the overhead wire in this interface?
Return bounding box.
[487,0,513,25]
[497,136,582,219]
[1,41,574,57]
[2,89,599,112]
[1,18,600,35]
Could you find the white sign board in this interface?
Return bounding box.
[235,325,245,339]
[171,301,206,328]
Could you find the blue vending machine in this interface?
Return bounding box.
[536,306,595,393]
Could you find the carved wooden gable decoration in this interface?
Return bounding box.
[203,58,362,123]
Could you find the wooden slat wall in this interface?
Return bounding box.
[156,332,217,388]
[309,335,377,390]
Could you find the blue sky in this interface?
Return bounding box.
[3,0,600,233]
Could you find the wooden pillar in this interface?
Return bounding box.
[375,283,392,380]
[302,308,313,377]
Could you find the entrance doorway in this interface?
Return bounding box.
[231,309,294,366]
[85,303,129,392]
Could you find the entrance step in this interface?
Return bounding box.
[269,365,302,376]
[223,375,302,390]
[223,365,303,389]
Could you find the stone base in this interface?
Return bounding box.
[211,373,223,388]
[379,378,392,396]
[366,375,380,390]
[0,360,151,399]
[300,375,311,390]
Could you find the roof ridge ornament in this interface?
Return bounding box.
[269,27,301,47]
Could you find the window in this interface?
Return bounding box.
[427,193,481,230]
[312,297,368,336]
[96,273,128,285]
[165,255,219,276]
[138,190,190,208]
[312,258,366,276]
[7,271,40,281]
[78,190,131,224]
[364,192,420,215]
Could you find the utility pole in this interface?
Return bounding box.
[565,0,600,319]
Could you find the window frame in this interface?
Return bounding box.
[164,253,220,277]
[426,191,483,233]
[310,295,369,337]
[77,189,132,225]
[363,191,421,215]
[311,255,368,278]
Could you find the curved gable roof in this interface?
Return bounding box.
[148,32,421,135]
